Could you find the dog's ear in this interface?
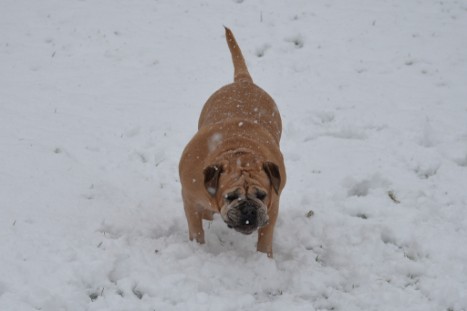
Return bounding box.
[204,165,223,196]
[263,162,281,194]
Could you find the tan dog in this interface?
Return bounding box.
[179,27,286,257]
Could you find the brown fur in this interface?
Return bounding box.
[179,27,286,257]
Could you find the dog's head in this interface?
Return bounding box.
[203,156,281,235]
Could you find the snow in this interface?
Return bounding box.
[208,133,223,152]
[1,0,467,310]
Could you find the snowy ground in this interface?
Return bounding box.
[1,0,467,310]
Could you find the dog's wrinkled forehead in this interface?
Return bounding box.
[222,168,268,191]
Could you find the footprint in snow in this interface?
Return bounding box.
[98,221,124,239]
[285,35,304,49]
[381,229,427,262]
[344,175,390,198]
[132,287,144,300]
[255,43,271,58]
[413,163,440,179]
[89,289,104,302]
[134,151,148,164]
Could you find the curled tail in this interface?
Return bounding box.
[224,27,253,83]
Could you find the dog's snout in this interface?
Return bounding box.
[239,203,258,227]
[223,199,269,235]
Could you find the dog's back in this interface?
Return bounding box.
[197,28,282,144]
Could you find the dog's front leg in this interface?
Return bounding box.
[257,202,279,258]
[182,195,205,244]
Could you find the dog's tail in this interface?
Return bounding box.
[224,27,253,83]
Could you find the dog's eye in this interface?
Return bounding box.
[256,191,267,201]
[225,193,239,202]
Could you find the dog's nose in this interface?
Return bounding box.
[240,204,257,227]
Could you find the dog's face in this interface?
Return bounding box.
[204,158,281,235]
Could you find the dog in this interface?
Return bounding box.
[179,27,286,257]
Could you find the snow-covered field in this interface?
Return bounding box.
[1,0,467,310]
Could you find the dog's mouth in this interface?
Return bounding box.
[223,200,268,235]
[227,222,258,235]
